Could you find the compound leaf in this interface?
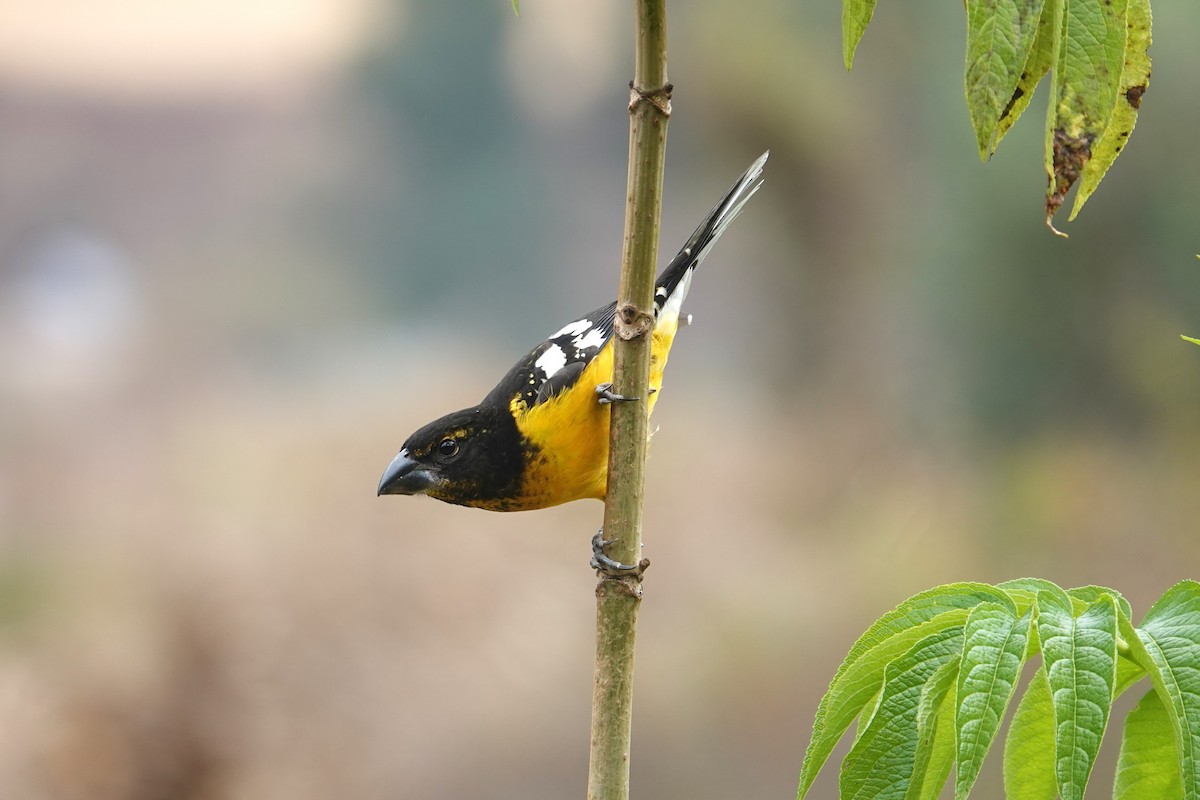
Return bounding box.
[841,627,965,800]
[1130,581,1200,800]
[954,603,1033,799]
[798,583,1008,799]
[1036,590,1119,800]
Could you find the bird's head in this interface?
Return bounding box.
[377,405,525,509]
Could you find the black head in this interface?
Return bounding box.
[377,405,526,510]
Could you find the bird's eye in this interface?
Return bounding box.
[437,438,460,458]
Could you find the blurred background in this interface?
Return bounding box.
[1,1,1197,797]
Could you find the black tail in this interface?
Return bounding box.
[654,151,768,317]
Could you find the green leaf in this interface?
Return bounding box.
[1115,653,1148,698]
[999,577,1068,616]
[856,689,881,740]
[1111,595,1149,701]
[992,0,1056,151]
[842,0,879,70]
[1044,0,1129,233]
[510,0,519,16]
[1130,580,1200,799]
[1184,336,1200,346]
[906,660,959,800]
[798,580,1194,800]
[797,583,1009,799]
[1068,0,1151,219]
[1004,663,1058,800]
[1036,590,1119,800]
[964,0,1049,159]
[1070,584,1134,622]
[841,627,965,800]
[913,699,957,800]
[1114,689,1185,800]
[954,603,1033,799]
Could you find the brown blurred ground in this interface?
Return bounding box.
[1,2,1198,799]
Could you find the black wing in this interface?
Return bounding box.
[483,301,616,411]
[483,152,768,413]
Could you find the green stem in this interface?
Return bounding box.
[586,1,669,799]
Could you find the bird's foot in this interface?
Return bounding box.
[595,383,657,405]
[590,529,650,578]
[595,383,636,405]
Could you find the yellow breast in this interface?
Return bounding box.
[512,320,678,509]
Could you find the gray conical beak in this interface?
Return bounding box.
[377,450,436,496]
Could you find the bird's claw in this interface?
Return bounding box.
[591,529,650,578]
[595,383,657,405]
[595,383,636,405]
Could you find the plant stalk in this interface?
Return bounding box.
[586,1,670,798]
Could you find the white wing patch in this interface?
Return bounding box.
[572,326,607,352]
[534,342,568,379]
[550,318,592,339]
[496,303,617,411]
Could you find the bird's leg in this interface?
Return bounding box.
[590,528,650,577]
[595,383,657,405]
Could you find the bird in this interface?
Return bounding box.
[377,152,767,515]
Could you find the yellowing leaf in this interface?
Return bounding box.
[1068,0,1152,219]
[843,0,880,69]
[1044,0,1130,234]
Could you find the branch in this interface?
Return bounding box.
[586,1,669,798]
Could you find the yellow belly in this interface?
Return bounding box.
[512,321,677,509]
